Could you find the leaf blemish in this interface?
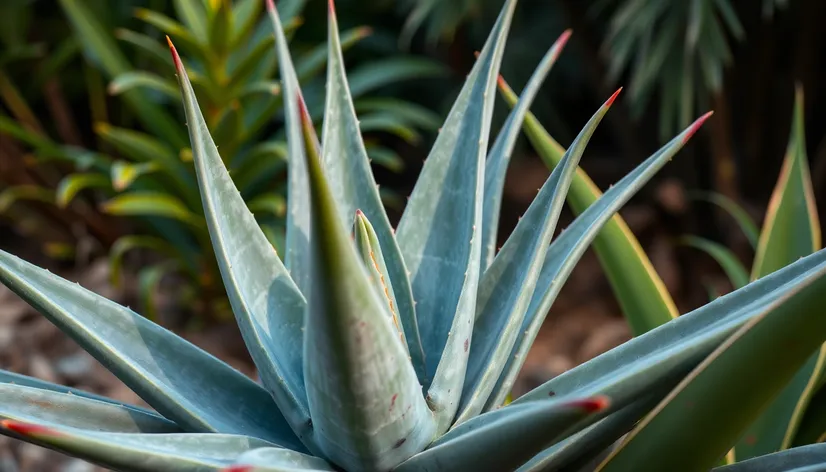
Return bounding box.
[390,393,398,411]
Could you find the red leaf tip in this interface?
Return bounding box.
[265,0,275,12]
[355,209,365,218]
[1,419,57,437]
[296,93,310,122]
[329,0,335,14]
[569,395,610,413]
[682,110,714,144]
[556,29,573,50]
[605,88,622,107]
[166,36,182,69]
[222,467,253,472]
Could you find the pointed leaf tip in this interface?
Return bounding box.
[329,0,335,14]
[605,88,623,107]
[265,0,275,12]
[222,467,252,472]
[569,395,611,413]
[682,111,714,144]
[166,36,182,69]
[1,419,57,437]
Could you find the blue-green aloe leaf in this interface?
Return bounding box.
[456,90,619,425]
[487,113,713,409]
[713,443,826,472]
[0,383,181,434]
[0,370,148,410]
[596,249,826,472]
[0,249,303,450]
[266,0,311,295]
[298,97,435,471]
[497,76,678,335]
[169,39,312,447]
[507,247,826,442]
[0,420,281,472]
[322,1,425,382]
[733,85,824,461]
[395,396,610,472]
[395,0,518,434]
[224,447,336,471]
[481,29,571,269]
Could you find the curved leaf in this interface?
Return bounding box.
[111,161,161,191]
[0,249,303,449]
[55,173,110,208]
[487,113,712,409]
[482,29,571,268]
[714,444,826,472]
[734,85,824,461]
[395,396,609,472]
[108,72,179,101]
[0,185,53,213]
[170,39,312,448]
[109,235,184,287]
[596,253,826,471]
[395,0,517,433]
[225,447,335,471]
[680,235,749,289]
[509,242,826,426]
[321,2,425,383]
[101,191,204,227]
[688,191,759,248]
[497,76,678,335]
[0,383,181,434]
[456,90,618,425]
[0,420,278,472]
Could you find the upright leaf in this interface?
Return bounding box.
[482,29,571,269]
[266,0,311,295]
[456,91,618,425]
[497,77,678,335]
[487,113,712,408]
[298,97,435,471]
[169,39,314,449]
[321,1,425,381]
[395,0,518,434]
[596,254,826,472]
[734,85,824,461]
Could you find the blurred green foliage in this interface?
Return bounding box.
[0,0,446,324]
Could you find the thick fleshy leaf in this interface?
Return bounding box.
[0,370,159,416]
[224,447,335,471]
[0,383,180,434]
[321,2,425,382]
[266,0,311,295]
[0,249,303,449]
[713,444,826,472]
[517,391,666,472]
[596,253,826,472]
[394,396,609,472]
[169,39,312,447]
[455,90,618,425]
[395,0,517,434]
[508,243,826,425]
[487,113,713,408]
[353,210,407,346]
[681,235,749,289]
[497,77,678,335]
[55,173,110,208]
[299,97,435,471]
[481,29,571,269]
[734,85,824,461]
[0,420,278,472]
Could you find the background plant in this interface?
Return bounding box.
[0,0,446,324]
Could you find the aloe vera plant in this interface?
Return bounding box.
[4,0,826,471]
